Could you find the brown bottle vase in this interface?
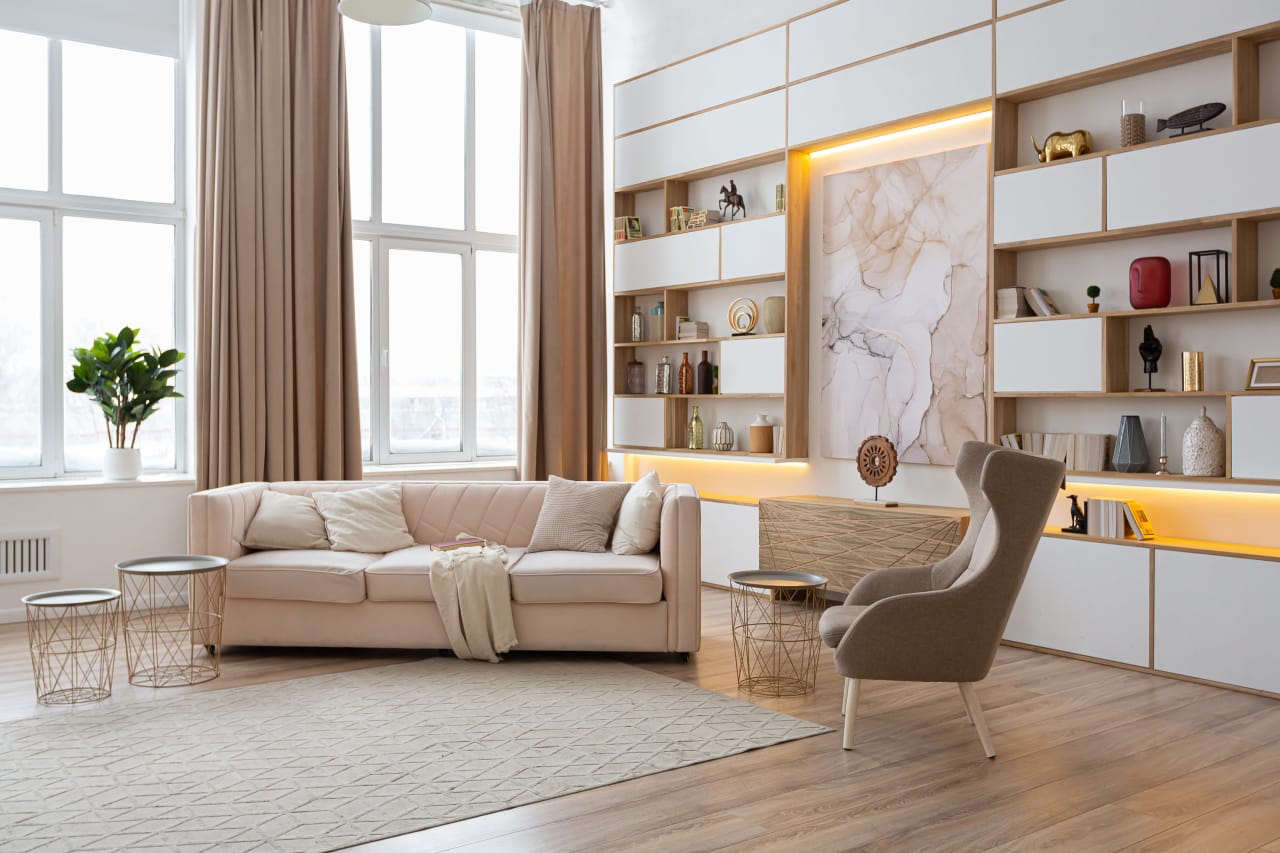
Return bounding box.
[696,350,713,395]
[677,352,695,394]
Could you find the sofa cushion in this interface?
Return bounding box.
[508,551,662,604]
[527,476,631,553]
[313,485,415,553]
[365,545,527,603]
[227,550,375,604]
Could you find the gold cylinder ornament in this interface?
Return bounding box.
[1182,351,1204,392]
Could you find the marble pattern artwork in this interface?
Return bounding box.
[821,144,988,465]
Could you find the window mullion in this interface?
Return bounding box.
[370,24,383,229]
[462,247,477,461]
[47,211,64,477]
[465,28,477,236]
[48,38,62,196]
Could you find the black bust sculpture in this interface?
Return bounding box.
[1137,324,1163,391]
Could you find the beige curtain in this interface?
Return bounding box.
[519,0,606,481]
[196,0,361,490]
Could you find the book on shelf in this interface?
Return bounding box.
[685,209,722,229]
[676,321,710,340]
[613,216,642,240]
[1025,287,1061,317]
[1122,500,1156,540]
[996,286,1033,319]
[669,206,695,232]
[1083,499,1154,541]
[1000,432,1110,472]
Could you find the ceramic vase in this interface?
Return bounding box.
[711,421,735,451]
[749,414,774,454]
[104,447,142,481]
[763,296,786,334]
[1182,406,1225,476]
[1111,415,1149,474]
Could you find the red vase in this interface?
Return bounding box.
[1129,257,1172,309]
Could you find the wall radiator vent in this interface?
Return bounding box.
[0,531,59,583]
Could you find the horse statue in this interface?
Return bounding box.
[718,181,746,220]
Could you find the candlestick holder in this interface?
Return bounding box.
[1155,455,1170,476]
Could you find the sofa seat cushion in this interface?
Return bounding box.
[365,546,527,603]
[227,550,375,604]
[509,551,662,605]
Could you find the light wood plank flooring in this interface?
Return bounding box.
[2,587,1278,851]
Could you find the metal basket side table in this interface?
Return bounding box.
[117,555,227,688]
[22,588,121,705]
[729,570,828,697]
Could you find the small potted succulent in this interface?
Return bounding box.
[66,327,186,481]
[1271,268,1280,301]
[1086,285,1101,313]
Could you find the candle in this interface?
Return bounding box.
[1160,412,1166,458]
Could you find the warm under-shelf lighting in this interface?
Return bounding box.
[808,110,992,159]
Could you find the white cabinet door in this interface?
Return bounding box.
[719,336,786,395]
[614,91,786,190]
[701,500,759,586]
[1155,550,1280,694]
[788,27,991,148]
[993,317,1104,393]
[720,215,785,281]
[1005,536,1150,667]
[1231,395,1280,481]
[613,228,719,292]
[1107,123,1280,230]
[613,398,665,448]
[993,158,1103,245]
[614,28,786,136]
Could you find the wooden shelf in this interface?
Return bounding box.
[608,445,805,464]
[614,393,784,400]
[1042,529,1280,563]
[615,273,785,298]
[993,298,1280,324]
[613,212,783,246]
[613,150,786,195]
[614,333,785,348]
[993,207,1280,252]
[1062,470,1280,488]
[995,391,1231,400]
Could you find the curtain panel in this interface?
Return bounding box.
[196,0,361,489]
[518,0,606,481]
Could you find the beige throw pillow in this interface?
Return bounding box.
[313,485,415,553]
[243,490,331,550]
[612,471,663,555]
[527,476,632,553]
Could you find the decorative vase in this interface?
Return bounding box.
[1111,415,1149,473]
[104,447,142,481]
[749,414,774,454]
[626,360,646,395]
[677,352,695,394]
[696,350,713,395]
[655,355,673,395]
[1182,406,1225,477]
[630,304,644,342]
[1129,257,1171,309]
[711,421,735,451]
[687,406,704,450]
[649,300,664,342]
[1120,97,1146,147]
[763,296,786,334]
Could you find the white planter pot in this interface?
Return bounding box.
[104,447,142,481]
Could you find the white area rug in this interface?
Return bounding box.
[0,658,829,852]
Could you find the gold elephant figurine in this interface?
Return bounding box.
[1030,129,1094,162]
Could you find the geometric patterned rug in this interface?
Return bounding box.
[0,658,829,852]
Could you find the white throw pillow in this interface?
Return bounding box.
[243,489,331,550]
[612,471,663,555]
[313,484,415,553]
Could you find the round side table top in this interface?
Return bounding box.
[729,570,828,590]
[116,555,228,576]
[22,588,121,607]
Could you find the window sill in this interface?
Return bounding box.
[0,472,196,495]
[362,459,518,478]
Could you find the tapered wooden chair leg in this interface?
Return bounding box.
[958,682,996,759]
[842,678,860,750]
[842,677,850,715]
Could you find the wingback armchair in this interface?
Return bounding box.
[818,441,1065,758]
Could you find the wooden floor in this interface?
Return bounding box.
[3,587,1280,852]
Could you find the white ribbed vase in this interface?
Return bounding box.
[1181,406,1224,477]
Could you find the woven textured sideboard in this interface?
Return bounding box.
[758,495,969,597]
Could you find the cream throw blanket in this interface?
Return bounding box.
[427,544,517,663]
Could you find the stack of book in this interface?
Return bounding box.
[1086,499,1155,540]
[613,216,642,241]
[686,210,722,229]
[677,320,710,340]
[996,286,1033,319]
[775,183,786,212]
[1000,432,1110,472]
[669,206,695,231]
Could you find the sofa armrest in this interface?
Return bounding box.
[187,482,268,560]
[659,483,701,653]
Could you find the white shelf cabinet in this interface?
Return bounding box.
[1005,536,1151,667]
[612,398,665,448]
[614,228,719,292]
[993,158,1103,245]
[993,317,1105,393]
[1230,395,1280,481]
[719,337,786,395]
[720,215,785,280]
[700,500,759,587]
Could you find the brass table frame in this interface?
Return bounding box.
[729,570,828,697]
[117,555,227,687]
[23,588,121,705]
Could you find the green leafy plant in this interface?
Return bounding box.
[1086,285,1101,304]
[66,327,186,450]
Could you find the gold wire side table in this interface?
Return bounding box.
[22,588,121,705]
[729,570,828,697]
[117,555,228,688]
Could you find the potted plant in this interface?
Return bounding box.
[1271,268,1280,301]
[1086,285,1101,313]
[66,327,186,481]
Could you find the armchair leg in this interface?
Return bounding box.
[842,677,850,715]
[842,678,860,750]
[958,682,996,759]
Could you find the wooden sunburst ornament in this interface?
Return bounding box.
[855,435,899,507]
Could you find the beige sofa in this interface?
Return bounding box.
[188,480,701,654]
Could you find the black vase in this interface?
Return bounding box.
[1111,415,1149,473]
[696,350,713,395]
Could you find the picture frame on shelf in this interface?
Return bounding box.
[1244,358,1280,390]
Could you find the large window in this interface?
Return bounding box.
[345,12,520,465]
[0,30,183,479]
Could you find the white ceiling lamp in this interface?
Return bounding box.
[338,0,433,25]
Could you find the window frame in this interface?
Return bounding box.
[350,12,519,468]
[0,32,187,481]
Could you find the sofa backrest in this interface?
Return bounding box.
[265,481,549,548]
